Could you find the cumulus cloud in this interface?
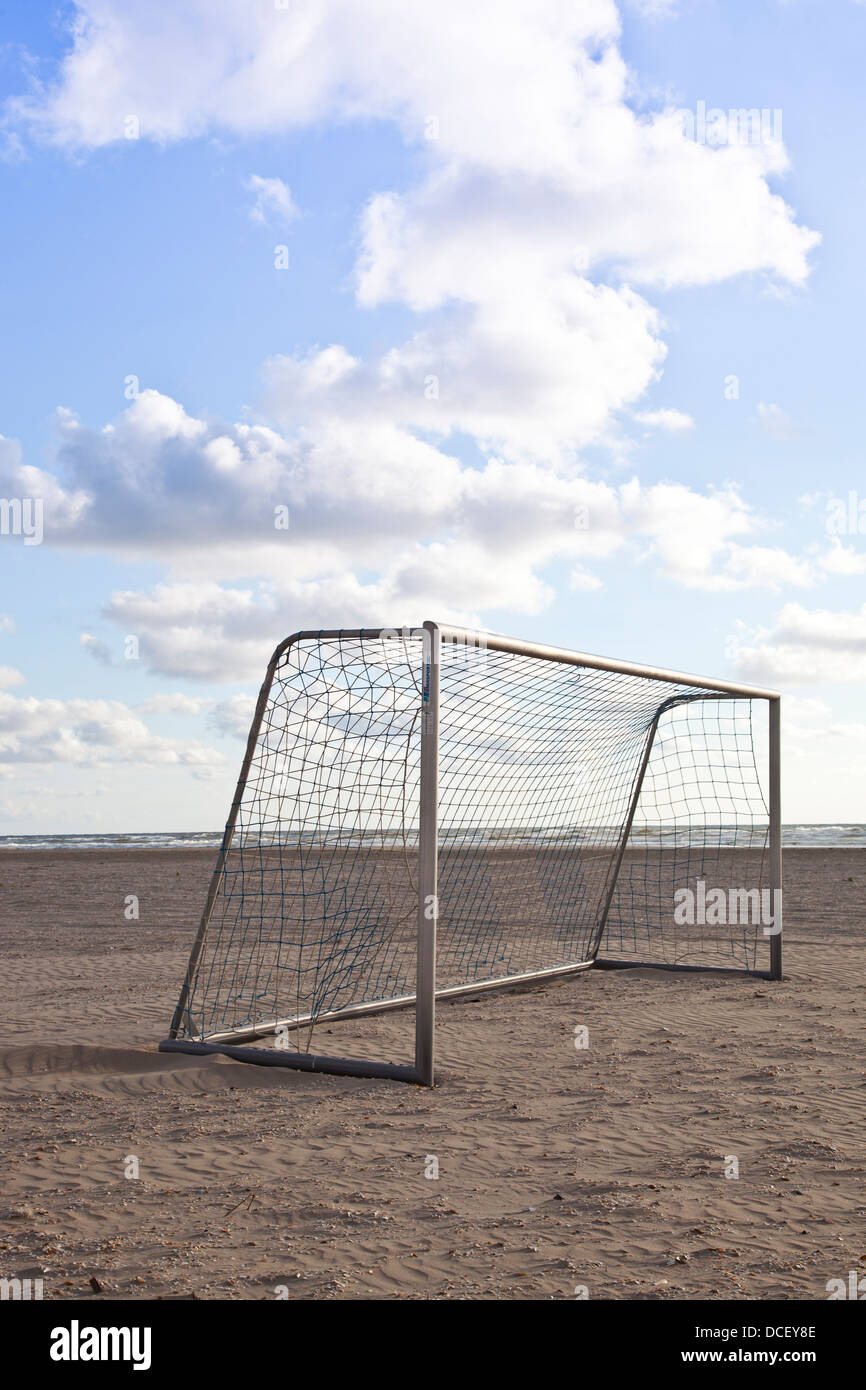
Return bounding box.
[84,476,826,680]
[0,690,226,766]
[105,580,281,680]
[6,4,818,475]
[80,632,114,665]
[818,538,866,577]
[733,601,866,686]
[0,430,89,535]
[0,0,826,687]
[8,1,817,283]
[756,402,797,441]
[569,567,605,592]
[773,602,866,652]
[263,284,666,465]
[245,174,299,227]
[2,3,626,155]
[208,694,257,739]
[634,408,694,432]
[628,0,678,14]
[0,666,25,690]
[0,389,816,556]
[722,545,815,591]
[136,693,214,716]
[0,382,832,680]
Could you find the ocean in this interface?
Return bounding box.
[0,825,864,851]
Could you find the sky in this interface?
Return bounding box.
[0,0,863,833]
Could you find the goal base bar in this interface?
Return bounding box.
[159,955,779,1085]
[158,1038,421,1084]
[594,956,780,980]
[167,958,599,1049]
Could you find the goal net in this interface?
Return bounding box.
[161,623,781,1084]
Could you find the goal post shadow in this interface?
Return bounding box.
[159,621,782,1086]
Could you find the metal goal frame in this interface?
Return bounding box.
[159,620,782,1086]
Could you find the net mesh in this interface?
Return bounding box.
[174,632,771,1047]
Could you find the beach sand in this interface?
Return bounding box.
[0,846,863,1300]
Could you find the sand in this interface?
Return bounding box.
[0,846,863,1300]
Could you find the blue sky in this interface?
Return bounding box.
[0,0,863,831]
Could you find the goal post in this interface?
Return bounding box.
[159,621,782,1085]
[415,619,440,1086]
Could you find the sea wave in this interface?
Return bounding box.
[1,825,864,851]
[0,831,224,852]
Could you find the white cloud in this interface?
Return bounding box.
[756,402,797,440]
[0,383,831,680]
[797,491,823,512]
[136,693,214,716]
[245,174,299,227]
[818,538,866,577]
[10,1,817,281]
[8,3,818,342]
[634,407,694,432]
[627,0,678,14]
[569,567,604,592]
[87,477,825,681]
[733,601,866,686]
[0,390,817,571]
[621,480,756,590]
[780,695,866,811]
[723,545,814,590]
[0,690,226,765]
[774,602,866,653]
[100,571,477,681]
[264,284,666,465]
[4,3,622,154]
[783,696,866,744]
[0,666,25,690]
[0,1,826,691]
[0,431,89,531]
[1,1,819,489]
[104,580,279,680]
[208,694,257,739]
[80,632,113,665]
[3,1,819,481]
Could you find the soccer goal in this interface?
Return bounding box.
[159,622,782,1085]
